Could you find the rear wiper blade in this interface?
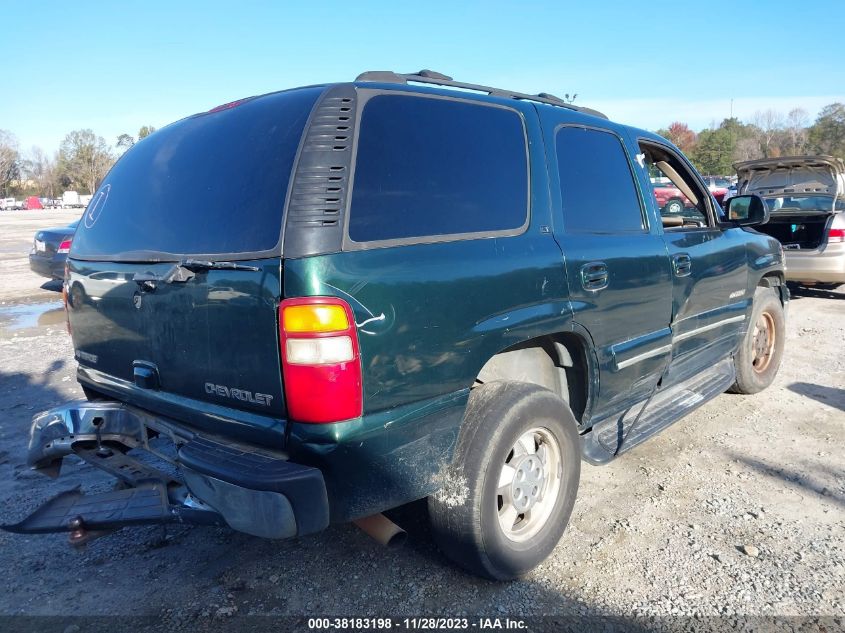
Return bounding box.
[132,260,260,290]
[179,259,260,272]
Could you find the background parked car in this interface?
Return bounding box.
[700,176,730,205]
[29,219,78,280]
[735,155,845,287]
[651,181,691,214]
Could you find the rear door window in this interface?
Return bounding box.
[347,94,529,244]
[556,127,645,233]
[71,87,322,260]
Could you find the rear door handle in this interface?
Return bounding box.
[672,254,692,277]
[580,262,609,291]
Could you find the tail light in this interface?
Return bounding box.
[279,297,362,423]
[57,238,72,254]
[828,228,845,243]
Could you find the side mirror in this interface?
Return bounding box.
[726,194,769,226]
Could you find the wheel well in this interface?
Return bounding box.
[758,272,784,288]
[758,272,788,305]
[475,334,588,422]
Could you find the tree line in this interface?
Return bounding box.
[2,102,844,198]
[0,126,156,199]
[657,103,845,175]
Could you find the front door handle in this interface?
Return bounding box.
[580,262,609,291]
[672,254,692,277]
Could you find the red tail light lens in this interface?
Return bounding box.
[279,297,362,423]
[828,228,845,243]
[57,238,72,254]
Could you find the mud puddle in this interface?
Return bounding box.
[0,301,65,334]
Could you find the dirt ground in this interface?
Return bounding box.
[0,210,842,629]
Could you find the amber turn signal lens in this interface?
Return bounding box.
[282,304,349,333]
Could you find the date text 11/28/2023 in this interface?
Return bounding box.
[307,617,528,630]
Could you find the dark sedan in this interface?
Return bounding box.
[29,220,79,280]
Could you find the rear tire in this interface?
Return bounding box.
[730,287,785,394]
[428,382,580,580]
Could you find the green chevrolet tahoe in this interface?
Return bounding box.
[3,70,787,580]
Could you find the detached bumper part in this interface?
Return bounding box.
[2,483,224,538]
[4,401,329,540]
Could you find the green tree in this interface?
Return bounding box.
[138,125,156,139]
[690,118,760,174]
[116,133,135,152]
[692,127,735,174]
[808,103,845,159]
[57,129,114,194]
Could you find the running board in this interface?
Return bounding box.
[581,357,735,464]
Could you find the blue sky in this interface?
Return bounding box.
[3,0,844,155]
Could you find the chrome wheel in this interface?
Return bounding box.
[666,199,684,214]
[751,311,776,373]
[496,427,562,542]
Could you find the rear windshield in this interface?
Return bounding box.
[72,87,322,260]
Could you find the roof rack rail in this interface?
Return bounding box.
[354,69,607,119]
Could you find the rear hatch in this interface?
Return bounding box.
[67,87,324,444]
[735,155,845,250]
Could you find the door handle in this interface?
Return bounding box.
[672,254,692,277]
[580,262,609,291]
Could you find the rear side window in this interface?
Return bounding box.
[348,95,528,243]
[72,87,322,259]
[556,127,645,233]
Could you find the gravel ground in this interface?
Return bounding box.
[0,210,842,631]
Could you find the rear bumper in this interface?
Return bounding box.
[4,400,329,539]
[783,243,845,284]
[29,252,66,280]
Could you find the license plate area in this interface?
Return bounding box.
[35,240,45,252]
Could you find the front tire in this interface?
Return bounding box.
[730,287,785,394]
[664,198,684,214]
[428,382,580,580]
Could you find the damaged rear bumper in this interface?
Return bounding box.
[3,401,329,540]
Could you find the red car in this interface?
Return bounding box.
[651,182,691,215]
[700,176,730,205]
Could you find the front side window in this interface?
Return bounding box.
[556,127,645,233]
[348,95,528,243]
[640,142,712,229]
